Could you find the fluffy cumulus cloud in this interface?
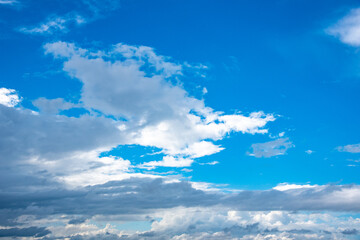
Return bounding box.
[327,8,360,46]
[43,41,275,165]
[126,208,360,240]
[248,138,294,158]
[40,209,360,239]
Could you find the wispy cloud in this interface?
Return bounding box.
[19,14,85,35]
[18,0,120,35]
[199,161,219,166]
[337,143,360,153]
[0,0,17,5]
[248,138,294,158]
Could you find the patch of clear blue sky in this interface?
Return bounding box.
[1,0,360,189]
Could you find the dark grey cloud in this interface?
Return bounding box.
[0,104,123,164]
[224,185,360,211]
[0,226,51,238]
[0,176,359,239]
[0,178,218,219]
[2,177,360,226]
[342,229,358,235]
[68,217,87,225]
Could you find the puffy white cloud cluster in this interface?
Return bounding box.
[6,206,360,239]
[43,41,275,166]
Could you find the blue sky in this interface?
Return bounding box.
[2,0,360,239]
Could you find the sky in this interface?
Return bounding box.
[1,0,360,239]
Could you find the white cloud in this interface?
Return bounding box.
[0,87,20,107]
[19,14,86,35]
[199,161,219,166]
[44,41,275,165]
[337,143,360,153]
[178,141,224,159]
[57,207,360,239]
[273,183,318,191]
[305,150,313,154]
[113,43,183,77]
[0,0,17,4]
[55,154,159,187]
[131,111,274,160]
[140,156,194,169]
[248,138,294,158]
[202,87,208,94]
[181,168,193,172]
[327,8,360,46]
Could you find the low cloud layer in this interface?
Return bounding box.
[3,178,360,217]
[1,178,360,239]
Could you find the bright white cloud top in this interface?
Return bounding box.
[0,88,20,107]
